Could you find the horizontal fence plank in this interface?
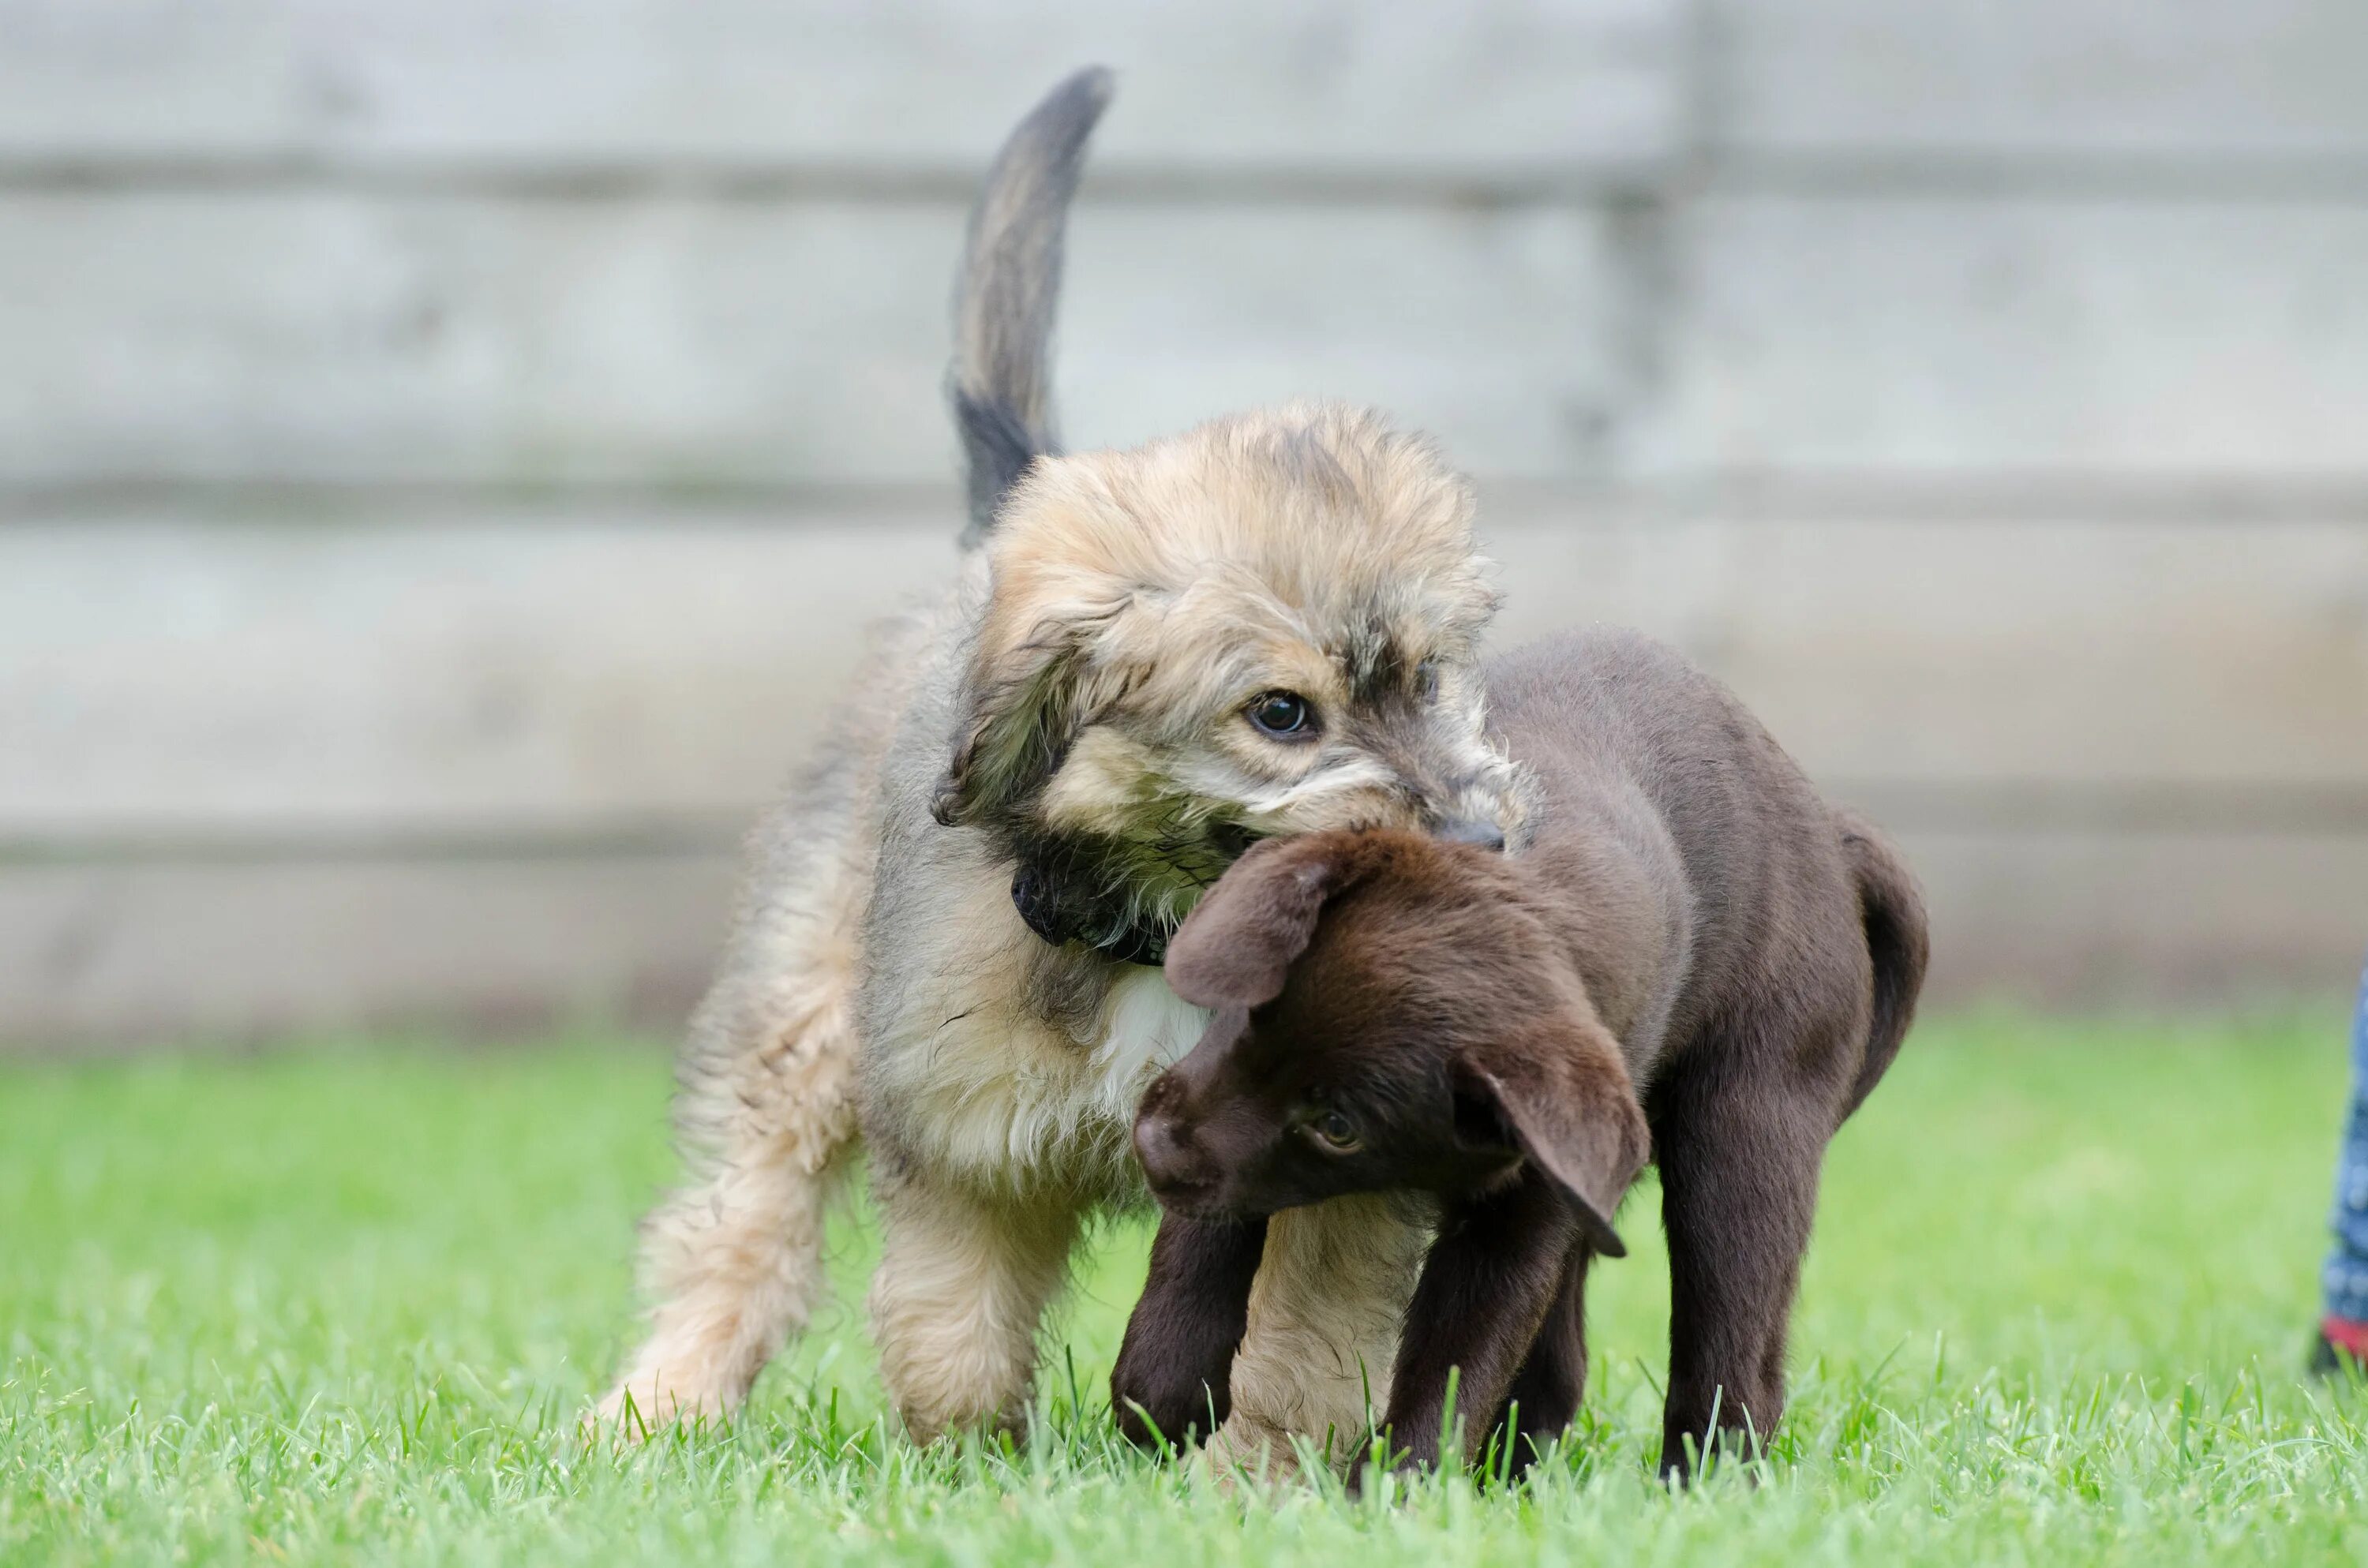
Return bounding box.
[1714,0,2368,159]
[6,828,2362,1046]
[6,504,2364,840]
[0,1,1678,174]
[1488,507,2368,791]
[1902,827,2368,1004]
[0,514,960,829]
[13,191,2368,488]
[0,193,1628,487]
[1636,197,2368,476]
[0,852,736,1046]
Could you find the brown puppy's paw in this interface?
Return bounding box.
[1343,1436,1429,1499]
[1110,1324,1235,1450]
[1111,1377,1225,1451]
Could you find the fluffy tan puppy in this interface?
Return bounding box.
[600,68,1520,1453]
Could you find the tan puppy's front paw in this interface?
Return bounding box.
[590,1367,728,1442]
[1198,1413,1321,1494]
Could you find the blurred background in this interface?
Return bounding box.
[2,0,2363,1048]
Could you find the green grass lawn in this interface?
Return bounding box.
[4,1014,2365,1565]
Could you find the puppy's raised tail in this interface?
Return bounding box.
[952,66,1114,547]
[1837,813,1930,1120]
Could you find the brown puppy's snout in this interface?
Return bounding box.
[1133,1112,1212,1196]
[1133,1075,1216,1199]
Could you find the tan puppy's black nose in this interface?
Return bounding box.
[1433,816,1507,852]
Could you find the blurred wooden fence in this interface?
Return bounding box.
[5,1,2366,1043]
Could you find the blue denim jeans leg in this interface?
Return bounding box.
[2325,956,2368,1325]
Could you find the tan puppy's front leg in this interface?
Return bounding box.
[868,1166,1084,1443]
[1208,1192,1431,1484]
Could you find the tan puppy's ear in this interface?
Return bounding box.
[931,589,1130,828]
[1455,1011,1650,1257]
[1162,833,1378,1008]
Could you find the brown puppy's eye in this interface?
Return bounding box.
[1417,660,1441,702]
[1246,690,1317,740]
[1310,1109,1360,1153]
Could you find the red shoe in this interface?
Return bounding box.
[2311,1315,2368,1376]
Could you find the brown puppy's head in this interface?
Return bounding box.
[1133,830,1649,1254]
[931,403,1520,949]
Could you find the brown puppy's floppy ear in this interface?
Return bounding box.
[931,589,1131,828]
[1163,833,1378,1008]
[1456,1009,1650,1257]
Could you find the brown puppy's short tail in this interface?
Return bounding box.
[1837,813,1930,1119]
[951,66,1114,547]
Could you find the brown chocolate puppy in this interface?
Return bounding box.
[1109,628,1928,1483]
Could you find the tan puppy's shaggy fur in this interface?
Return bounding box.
[599,69,1518,1458]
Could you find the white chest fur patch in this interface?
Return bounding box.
[1089,967,1212,1094]
[894,964,1212,1190]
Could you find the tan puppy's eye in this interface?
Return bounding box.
[1246,690,1318,740]
[1308,1108,1361,1153]
[1417,660,1442,702]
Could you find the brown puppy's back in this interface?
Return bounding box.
[1486,627,1907,1114]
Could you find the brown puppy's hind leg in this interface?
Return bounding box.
[1651,1040,1840,1480]
[1111,1213,1270,1447]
